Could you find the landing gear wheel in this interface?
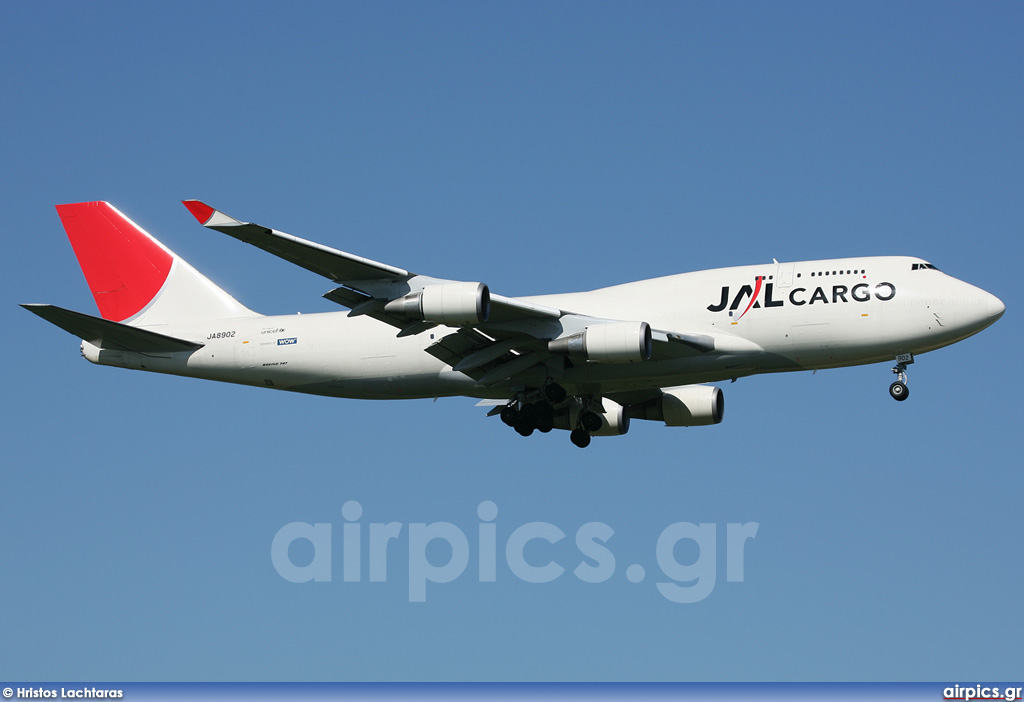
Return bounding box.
[889,381,909,401]
[520,402,540,423]
[535,404,555,433]
[500,405,520,427]
[570,429,591,448]
[514,420,535,437]
[544,383,567,404]
[580,410,602,433]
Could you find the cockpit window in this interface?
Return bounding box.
[912,263,940,271]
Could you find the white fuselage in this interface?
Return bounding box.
[82,256,1003,400]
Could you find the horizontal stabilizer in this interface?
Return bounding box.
[21,304,204,353]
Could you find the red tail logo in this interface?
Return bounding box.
[56,202,173,322]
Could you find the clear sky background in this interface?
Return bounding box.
[1,1,1021,682]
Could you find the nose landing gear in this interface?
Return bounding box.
[889,353,913,401]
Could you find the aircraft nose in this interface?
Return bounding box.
[987,291,1005,320]
[945,281,1004,337]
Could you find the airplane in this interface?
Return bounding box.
[23,201,1005,448]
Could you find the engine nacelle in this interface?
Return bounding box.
[384,282,490,325]
[548,321,652,363]
[553,399,630,436]
[591,399,630,436]
[633,385,724,427]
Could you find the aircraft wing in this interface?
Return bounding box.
[183,200,563,326]
[183,200,715,384]
[183,200,410,285]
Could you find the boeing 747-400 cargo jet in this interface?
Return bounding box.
[23,201,1004,447]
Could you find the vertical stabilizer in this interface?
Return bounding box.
[55,202,259,326]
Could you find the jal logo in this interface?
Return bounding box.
[708,277,896,319]
[277,337,298,346]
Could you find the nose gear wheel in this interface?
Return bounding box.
[889,354,913,401]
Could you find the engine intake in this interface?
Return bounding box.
[548,321,652,363]
[384,282,490,325]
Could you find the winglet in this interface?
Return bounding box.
[182,199,215,225]
[182,200,243,228]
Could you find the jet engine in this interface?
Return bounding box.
[632,385,724,426]
[548,321,652,363]
[384,282,490,325]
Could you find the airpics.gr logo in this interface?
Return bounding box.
[271,500,760,603]
[708,277,897,320]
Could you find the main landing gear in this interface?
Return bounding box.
[500,382,563,436]
[501,399,555,436]
[570,428,591,449]
[889,353,913,402]
[570,405,603,448]
[499,383,602,448]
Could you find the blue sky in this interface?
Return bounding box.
[1,1,1021,682]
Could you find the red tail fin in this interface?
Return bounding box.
[56,202,173,322]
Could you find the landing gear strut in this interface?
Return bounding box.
[889,353,913,402]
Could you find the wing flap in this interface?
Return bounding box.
[22,304,204,353]
[452,338,523,372]
[476,351,544,386]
